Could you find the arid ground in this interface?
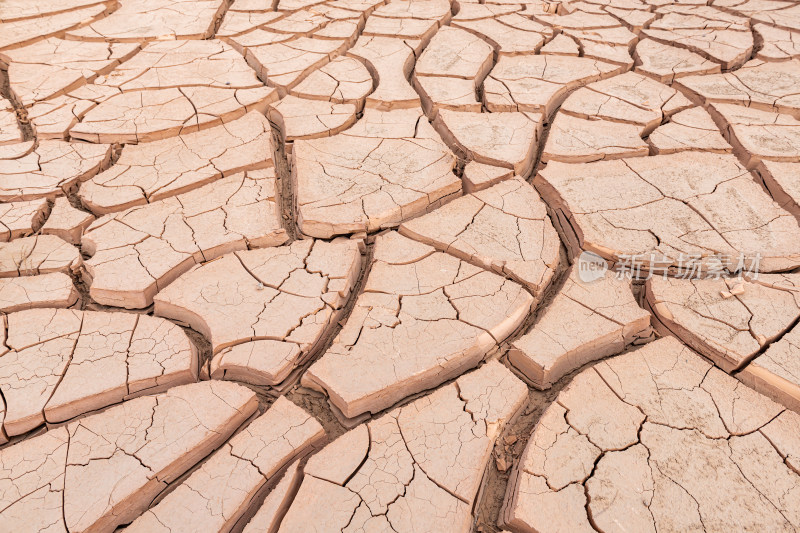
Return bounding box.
[1,0,800,531]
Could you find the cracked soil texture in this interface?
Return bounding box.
[2,0,800,531]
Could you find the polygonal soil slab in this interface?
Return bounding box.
[543,71,696,162]
[647,274,800,411]
[648,106,733,155]
[243,460,302,532]
[534,10,622,31]
[542,113,649,163]
[0,37,140,107]
[558,71,693,135]
[0,273,79,313]
[0,381,256,531]
[21,84,119,140]
[508,266,653,389]
[68,42,276,144]
[413,25,493,114]
[261,8,333,35]
[294,107,459,238]
[64,39,274,144]
[750,3,800,33]
[230,34,347,92]
[154,238,362,389]
[0,308,198,436]
[534,12,635,67]
[0,3,112,51]
[462,160,514,193]
[754,23,800,61]
[0,0,110,21]
[452,15,553,55]
[634,38,721,83]
[0,234,81,278]
[281,361,527,531]
[434,109,542,175]
[0,97,23,145]
[216,8,285,39]
[483,54,625,116]
[303,232,533,421]
[646,274,800,372]
[348,35,422,110]
[740,323,800,414]
[40,197,95,244]
[0,140,110,201]
[415,75,481,114]
[78,111,274,214]
[540,33,580,56]
[603,6,656,32]
[92,39,264,92]
[289,55,373,107]
[370,0,452,22]
[758,160,800,219]
[400,177,560,296]
[450,4,521,22]
[82,169,286,309]
[535,152,800,273]
[270,95,357,141]
[415,26,494,80]
[710,103,800,168]
[501,336,800,533]
[0,198,49,241]
[566,32,637,68]
[363,14,439,41]
[642,4,754,69]
[127,396,324,533]
[677,59,800,118]
[65,0,230,41]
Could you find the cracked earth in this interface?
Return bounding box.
[1,0,800,531]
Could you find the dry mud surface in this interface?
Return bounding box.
[2,0,800,531]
